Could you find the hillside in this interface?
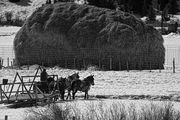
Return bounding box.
[0,0,45,22]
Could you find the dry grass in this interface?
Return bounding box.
[14,2,165,70]
[24,102,180,120]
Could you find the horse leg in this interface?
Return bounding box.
[68,90,72,99]
[72,90,77,100]
[84,91,88,99]
[66,90,70,100]
[60,90,65,100]
[86,92,89,99]
[84,92,87,99]
[66,90,71,100]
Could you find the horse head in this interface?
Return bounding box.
[68,72,80,80]
[72,72,80,79]
[86,75,94,85]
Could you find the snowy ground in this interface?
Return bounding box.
[0,26,180,120]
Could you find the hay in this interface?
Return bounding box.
[14,2,165,70]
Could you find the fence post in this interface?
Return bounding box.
[0,85,3,102]
[2,59,3,66]
[109,57,112,70]
[11,61,13,68]
[119,60,121,70]
[35,82,38,107]
[22,78,24,94]
[126,61,129,72]
[13,59,15,66]
[83,58,86,69]
[5,115,8,120]
[139,59,142,71]
[7,58,9,67]
[98,59,101,69]
[73,58,76,69]
[173,58,175,73]
[149,61,151,72]
[0,59,2,69]
[159,63,161,73]
[65,59,67,68]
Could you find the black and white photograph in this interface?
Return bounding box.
[0,0,180,120]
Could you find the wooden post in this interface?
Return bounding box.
[159,63,161,73]
[8,73,18,102]
[35,82,38,107]
[15,84,21,101]
[11,61,13,68]
[22,77,24,94]
[65,59,67,68]
[5,115,8,120]
[83,58,86,69]
[2,59,3,66]
[0,59,1,69]
[139,59,142,71]
[13,59,15,65]
[173,58,175,73]
[73,58,76,69]
[126,61,129,72]
[98,59,101,69]
[0,85,3,102]
[7,58,9,67]
[119,60,121,70]
[110,57,112,70]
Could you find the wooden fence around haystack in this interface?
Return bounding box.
[0,45,180,71]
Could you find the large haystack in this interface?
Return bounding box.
[14,2,165,70]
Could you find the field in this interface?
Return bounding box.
[1,65,180,119]
[0,25,180,119]
[1,1,180,120]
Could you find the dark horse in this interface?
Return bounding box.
[70,75,94,99]
[65,72,79,99]
[49,77,66,101]
[49,72,80,100]
[34,77,55,94]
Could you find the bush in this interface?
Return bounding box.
[25,104,72,120]
[0,11,25,26]
[5,11,13,23]
[24,102,180,120]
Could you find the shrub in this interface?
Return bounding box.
[5,11,13,24]
[24,102,180,120]
[24,104,72,120]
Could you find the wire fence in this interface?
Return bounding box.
[0,45,180,70]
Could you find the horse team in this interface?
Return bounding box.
[34,69,95,101]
